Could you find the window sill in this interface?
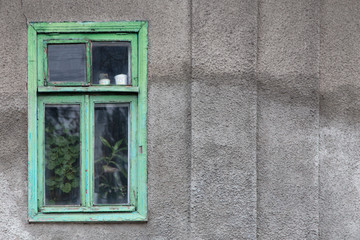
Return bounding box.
[29,212,147,223]
[40,205,136,213]
[38,86,139,93]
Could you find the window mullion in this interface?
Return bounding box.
[37,100,45,209]
[86,41,91,85]
[79,96,85,207]
[84,95,92,208]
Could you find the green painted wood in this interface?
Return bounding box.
[44,39,88,44]
[37,98,44,209]
[89,95,138,208]
[28,25,38,219]
[42,39,47,86]
[129,95,138,206]
[38,33,137,87]
[86,43,91,84]
[38,33,137,42]
[130,34,138,86]
[42,39,88,86]
[84,95,91,208]
[40,205,135,213]
[37,95,85,209]
[81,95,87,207]
[137,22,148,219]
[31,21,146,33]
[29,212,146,222]
[37,34,45,88]
[29,21,148,222]
[38,86,139,93]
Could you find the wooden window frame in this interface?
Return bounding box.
[28,22,147,222]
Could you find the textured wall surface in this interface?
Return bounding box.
[1,0,192,239]
[257,0,320,239]
[1,0,360,239]
[320,0,360,239]
[190,0,258,239]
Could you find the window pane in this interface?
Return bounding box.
[94,104,129,205]
[92,42,130,85]
[48,44,86,82]
[44,104,81,205]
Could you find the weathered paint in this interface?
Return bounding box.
[137,22,148,218]
[28,24,38,220]
[29,212,146,222]
[31,21,146,33]
[37,95,85,209]
[40,205,135,213]
[88,95,138,209]
[28,21,148,222]
[37,86,139,93]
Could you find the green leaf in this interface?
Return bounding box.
[61,183,72,193]
[120,168,128,179]
[54,167,63,176]
[45,179,56,187]
[118,146,127,151]
[66,173,74,180]
[71,180,79,188]
[95,157,107,163]
[64,154,71,161]
[100,137,112,150]
[114,154,127,162]
[113,139,123,150]
[47,161,57,170]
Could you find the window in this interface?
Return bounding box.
[27,22,147,222]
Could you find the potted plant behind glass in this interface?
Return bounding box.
[95,137,128,204]
[44,122,80,205]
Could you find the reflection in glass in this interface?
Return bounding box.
[94,104,129,205]
[48,44,86,82]
[92,42,130,85]
[44,105,81,205]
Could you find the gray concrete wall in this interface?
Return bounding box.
[1,0,360,239]
[320,0,360,239]
[190,0,258,239]
[257,0,320,239]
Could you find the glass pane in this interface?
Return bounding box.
[92,42,130,85]
[44,104,81,205]
[94,104,129,205]
[48,44,86,82]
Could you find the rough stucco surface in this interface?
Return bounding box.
[190,0,258,239]
[257,0,320,239]
[2,0,360,239]
[320,0,360,239]
[1,0,192,239]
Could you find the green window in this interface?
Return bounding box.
[27,22,147,222]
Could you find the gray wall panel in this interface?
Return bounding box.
[257,0,320,239]
[191,0,258,239]
[320,0,360,239]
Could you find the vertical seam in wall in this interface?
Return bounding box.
[189,0,193,238]
[317,0,322,239]
[20,0,28,32]
[255,0,261,239]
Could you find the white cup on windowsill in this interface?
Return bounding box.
[115,74,128,85]
[99,79,110,85]
[99,73,110,85]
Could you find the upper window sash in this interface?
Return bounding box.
[37,33,138,88]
